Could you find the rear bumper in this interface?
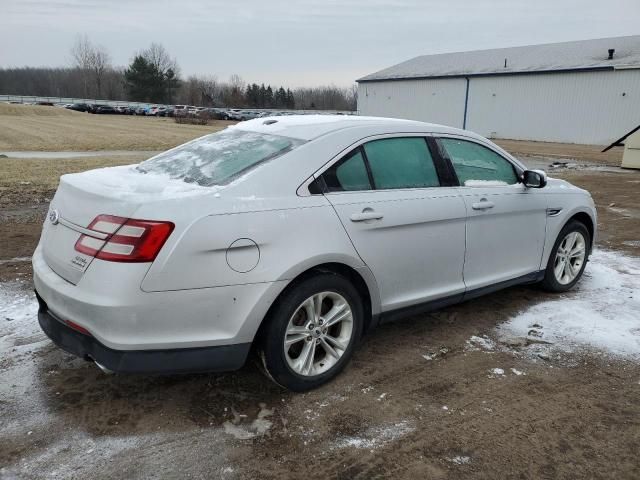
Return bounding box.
[32,244,287,351]
[36,291,251,374]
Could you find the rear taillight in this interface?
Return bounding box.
[74,214,174,262]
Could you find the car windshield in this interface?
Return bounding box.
[137,129,305,186]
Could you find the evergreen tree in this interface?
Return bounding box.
[246,83,260,107]
[124,55,180,103]
[275,87,287,107]
[258,83,267,108]
[266,85,274,108]
[124,55,158,102]
[285,88,295,109]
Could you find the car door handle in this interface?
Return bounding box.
[350,210,384,222]
[471,200,495,210]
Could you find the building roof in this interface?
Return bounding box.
[357,35,640,82]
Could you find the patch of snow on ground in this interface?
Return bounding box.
[0,282,38,337]
[333,420,414,450]
[222,404,273,440]
[499,250,640,359]
[448,455,472,465]
[0,256,32,265]
[489,368,505,377]
[510,368,526,376]
[465,335,496,352]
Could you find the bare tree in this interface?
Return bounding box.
[142,43,179,77]
[180,76,202,105]
[138,43,181,102]
[70,34,92,97]
[69,34,111,98]
[199,75,219,105]
[226,74,245,107]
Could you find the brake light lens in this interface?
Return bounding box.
[74,214,174,262]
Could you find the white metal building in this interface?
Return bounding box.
[357,36,640,145]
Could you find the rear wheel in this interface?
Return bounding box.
[541,220,590,292]
[258,273,363,391]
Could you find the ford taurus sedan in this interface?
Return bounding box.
[33,115,596,390]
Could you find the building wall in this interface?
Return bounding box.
[357,69,640,145]
[357,78,467,129]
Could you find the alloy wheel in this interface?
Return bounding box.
[283,291,353,377]
[553,231,586,285]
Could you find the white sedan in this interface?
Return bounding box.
[33,115,596,390]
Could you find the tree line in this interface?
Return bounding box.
[0,35,357,110]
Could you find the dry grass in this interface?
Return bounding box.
[0,155,149,207]
[0,103,233,152]
[0,103,77,117]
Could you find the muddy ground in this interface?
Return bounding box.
[1,144,640,479]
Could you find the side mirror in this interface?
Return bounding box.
[523,169,547,188]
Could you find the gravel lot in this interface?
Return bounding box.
[1,129,639,479]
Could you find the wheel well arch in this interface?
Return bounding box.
[566,211,595,250]
[255,262,376,344]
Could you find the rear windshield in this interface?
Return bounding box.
[137,129,304,186]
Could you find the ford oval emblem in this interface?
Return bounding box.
[49,209,60,225]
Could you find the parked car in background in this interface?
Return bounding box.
[173,105,188,117]
[205,108,228,120]
[95,105,116,114]
[238,111,261,121]
[67,103,89,112]
[87,104,103,114]
[33,115,596,391]
[225,109,242,120]
[134,106,148,116]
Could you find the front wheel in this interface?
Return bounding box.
[258,273,363,391]
[540,220,591,292]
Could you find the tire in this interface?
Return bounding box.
[258,273,363,391]
[540,220,591,292]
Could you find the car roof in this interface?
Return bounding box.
[233,114,470,141]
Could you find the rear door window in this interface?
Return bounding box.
[363,137,440,189]
[439,138,518,186]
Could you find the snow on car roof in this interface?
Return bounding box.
[231,114,462,140]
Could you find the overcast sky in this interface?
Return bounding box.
[1,0,638,87]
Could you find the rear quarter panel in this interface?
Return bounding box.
[140,200,367,292]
